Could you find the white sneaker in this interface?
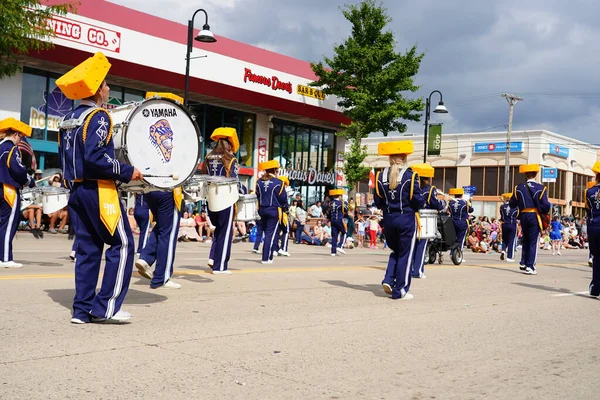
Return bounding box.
[159,280,181,289]
[331,253,336,257]
[69,251,76,261]
[70,317,87,324]
[557,252,561,256]
[506,258,515,263]
[278,250,290,257]
[208,258,214,267]
[382,283,392,294]
[252,249,260,254]
[337,248,346,255]
[212,270,232,275]
[135,259,153,280]
[415,275,426,279]
[92,310,132,323]
[273,251,279,257]
[589,258,593,267]
[0,261,23,268]
[261,260,273,264]
[524,267,537,275]
[400,293,414,300]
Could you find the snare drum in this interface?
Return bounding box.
[206,176,239,212]
[41,187,70,215]
[418,209,439,239]
[236,194,259,222]
[182,176,208,202]
[110,96,201,193]
[20,188,42,211]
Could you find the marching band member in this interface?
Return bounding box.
[273,175,291,257]
[133,92,184,289]
[374,141,425,300]
[410,163,446,278]
[329,189,348,257]
[256,160,288,264]
[448,188,473,260]
[56,52,143,323]
[508,164,551,275]
[499,192,519,262]
[201,127,241,274]
[134,193,152,256]
[586,181,595,268]
[585,162,600,297]
[0,118,36,268]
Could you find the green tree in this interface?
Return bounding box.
[310,0,424,188]
[0,0,78,79]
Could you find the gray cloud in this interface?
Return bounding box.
[110,0,600,143]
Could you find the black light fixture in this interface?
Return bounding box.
[423,90,449,163]
[184,9,216,106]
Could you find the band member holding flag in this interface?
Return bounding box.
[0,118,36,268]
[56,52,143,323]
[410,163,445,278]
[374,141,424,300]
[508,164,551,275]
[499,192,518,262]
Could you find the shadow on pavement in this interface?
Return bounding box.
[173,273,214,284]
[321,280,389,298]
[45,288,169,310]
[19,260,64,267]
[543,264,590,273]
[512,282,597,299]
[479,266,525,275]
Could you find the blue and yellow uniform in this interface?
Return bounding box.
[410,163,445,278]
[256,160,288,264]
[585,162,600,296]
[329,189,348,256]
[133,193,152,255]
[57,52,140,323]
[508,164,551,274]
[272,176,291,256]
[499,193,519,262]
[203,128,241,274]
[0,118,35,267]
[448,188,473,257]
[374,141,425,299]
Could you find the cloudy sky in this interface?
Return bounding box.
[109,0,600,143]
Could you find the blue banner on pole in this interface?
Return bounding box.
[548,143,569,158]
[473,142,523,153]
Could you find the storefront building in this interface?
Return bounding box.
[358,130,599,218]
[0,0,348,196]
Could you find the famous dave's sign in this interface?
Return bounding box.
[47,15,121,53]
[279,168,336,185]
[243,68,293,94]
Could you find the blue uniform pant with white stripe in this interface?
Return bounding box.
[331,219,346,254]
[520,213,540,270]
[139,192,180,288]
[279,222,289,253]
[411,239,428,278]
[253,221,264,251]
[134,206,151,254]
[588,224,600,296]
[209,205,235,271]
[452,220,468,255]
[382,213,417,299]
[502,223,517,259]
[69,181,134,322]
[258,207,279,262]
[0,186,21,262]
[69,204,78,253]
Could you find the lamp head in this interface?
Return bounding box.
[195,24,217,43]
[433,101,448,114]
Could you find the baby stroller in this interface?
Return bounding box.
[426,214,463,265]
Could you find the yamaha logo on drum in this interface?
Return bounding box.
[143,108,178,118]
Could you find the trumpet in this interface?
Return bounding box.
[436,189,457,203]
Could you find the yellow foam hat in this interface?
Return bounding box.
[211,127,240,153]
[411,163,435,178]
[501,192,512,199]
[0,118,32,137]
[449,188,464,195]
[587,181,596,189]
[259,159,280,171]
[592,161,600,174]
[378,140,414,156]
[519,164,540,174]
[146,92,184,104]
[329,189,344,196]
[56,52,111,100]
[279,176,289,186]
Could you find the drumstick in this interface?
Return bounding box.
[144,173,180,180]
[35,175,54,184]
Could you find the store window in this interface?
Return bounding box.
[431,167,457,194]
[470,166,525,196]
[572,173,593,203]
[546,170,566,200]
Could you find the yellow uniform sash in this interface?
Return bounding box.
[3,184,16,209]
[282,212,288,227]
[97,180,121,235]
[173,187,183,212]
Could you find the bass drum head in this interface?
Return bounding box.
[123,98,201,190]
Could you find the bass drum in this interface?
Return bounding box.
[110,96,201,193]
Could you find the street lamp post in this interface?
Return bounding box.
[423,90,448,163]
[501,93,523,194]
[184,8,217,107]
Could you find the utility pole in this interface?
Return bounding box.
[502,93,523,194]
